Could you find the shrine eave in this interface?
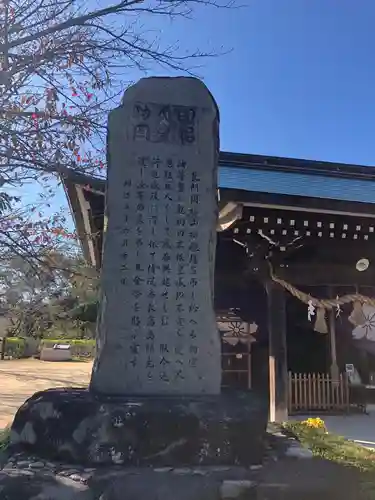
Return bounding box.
[62,151,375,267]
[62,150,375,205]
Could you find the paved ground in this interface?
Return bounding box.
[0,358,92,428]
[292,409,375,449]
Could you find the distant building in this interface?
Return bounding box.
[63,151,375,420]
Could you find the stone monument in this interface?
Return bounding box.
[90,77,221,396]
[9,77,267,468]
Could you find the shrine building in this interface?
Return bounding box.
[63,151,375,421]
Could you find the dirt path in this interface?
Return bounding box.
[0,358,92,428]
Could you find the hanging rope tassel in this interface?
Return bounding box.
[314,308,328,334]
[348,301,367,326]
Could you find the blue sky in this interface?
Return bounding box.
[183,0,375,165]
[29,0,375,221]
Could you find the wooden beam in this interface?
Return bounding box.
[266,281,288,423]
[277,265,375,287]
[220,188,375,217]
[75,186,98,269]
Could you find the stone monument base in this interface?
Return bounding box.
[9,388,267,467]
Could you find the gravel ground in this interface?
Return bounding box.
[0,358,92,428]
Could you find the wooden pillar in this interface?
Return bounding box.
[329,310,339,382]
[328,287,339,382]
[266,280,288,423]
[0,337,5,360]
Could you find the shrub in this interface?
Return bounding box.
[3,337,26,359]
[42,326,90,339]
[2,337,96,359]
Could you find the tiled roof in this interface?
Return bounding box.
[219,165,375,204]
[62,151,375,205]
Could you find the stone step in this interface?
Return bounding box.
[0,459,261,500]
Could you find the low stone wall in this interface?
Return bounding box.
[40,340,95,358]
[0,454,260,500]
[40,347,72,362]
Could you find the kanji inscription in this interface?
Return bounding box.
[132,102,196,145]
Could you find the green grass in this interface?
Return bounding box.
[283,420,375,498]
[283,421,375,472]
[0,427,10,452]
[71,356,92,362]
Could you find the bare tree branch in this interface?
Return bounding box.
[0,0,232,275]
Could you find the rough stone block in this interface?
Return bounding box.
[10,388,267,467]
[0,469,90,500]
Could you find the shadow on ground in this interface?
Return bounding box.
[260,426,375,499]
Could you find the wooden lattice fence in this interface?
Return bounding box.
[288,372,350,413]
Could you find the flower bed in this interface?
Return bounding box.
[283,419,375,473]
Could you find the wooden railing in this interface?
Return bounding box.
[288,372,350,414]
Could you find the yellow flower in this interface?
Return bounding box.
[301,417,326,430]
